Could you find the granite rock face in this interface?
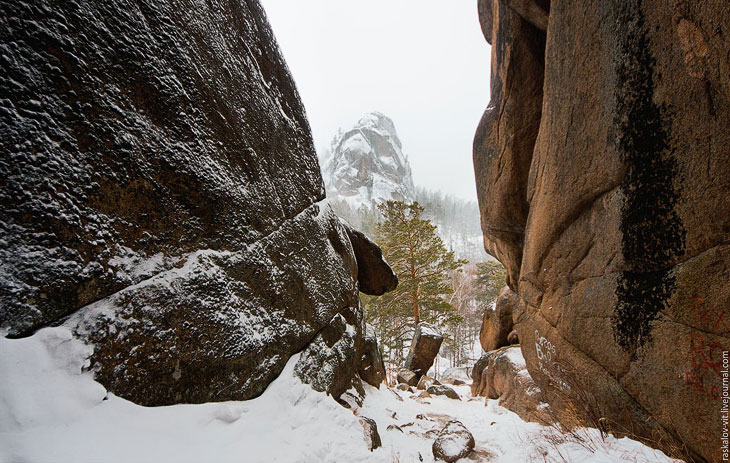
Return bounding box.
[474,0,730,461]
[1,0,394,406]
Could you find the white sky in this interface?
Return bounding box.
[259,1,491,201]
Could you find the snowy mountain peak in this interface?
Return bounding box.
[322,112,415,206]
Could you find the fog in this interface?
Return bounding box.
[260,0,492,201]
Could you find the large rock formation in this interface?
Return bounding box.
[323,112,488,262]
[474,0,730,461]
[0,0,394,406]
[321,112,415,206]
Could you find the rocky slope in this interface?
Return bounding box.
[0,0,395,405]
[474,0,729,461]
[322,112,415,206]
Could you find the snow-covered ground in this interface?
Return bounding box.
[0,328,681,463]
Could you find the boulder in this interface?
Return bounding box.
[471,346,547,423]
[470,352,494,396]
[0,0,396,406]
[416,375,439,390]
[474,0,730,460]
[343,224,398,296]
[432,421,475,462]
[359,417,382,451]
[479,286,519,351]
[440,367,471,385]
[426,385,461,401]
[404,323,444,378]
[397,369,419,387]
[358,324,387,387]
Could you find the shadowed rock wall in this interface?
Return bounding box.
[474,0,729,461]
[1,0,395,405]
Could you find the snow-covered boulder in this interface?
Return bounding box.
[439,367,470,385]
[397,369,419,387]
[426,385,461,401]
[358,416,382,451]
[432,420,475,462]
[0,0,395,406]
[395,383,412,392]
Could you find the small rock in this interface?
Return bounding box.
[417,375,439,390]
[338,391,363,410]
[432,420,475,462]
[417,390,432,398]
[427,385,461,400]
[507,330,519,345]
[359,416,382,451]
[397,369,418,386]
[387,424,403,433]
[396,383,412,392]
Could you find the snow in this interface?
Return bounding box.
[418,322,441,338]
[359,384,681,463]
[0,327,374,463]
[503,345,527,369]
[0,328,682,463]
[107,246,180,284]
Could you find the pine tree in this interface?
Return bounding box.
[365,201,466,353]
[475,261,507,307]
